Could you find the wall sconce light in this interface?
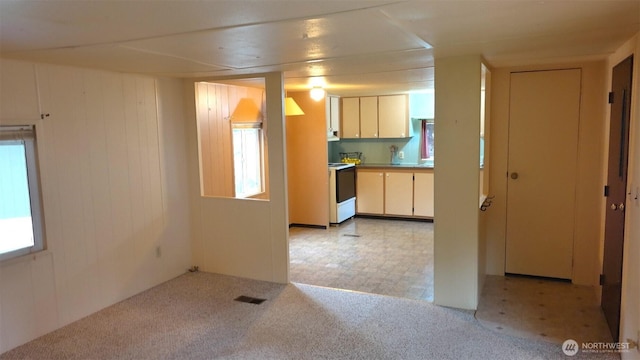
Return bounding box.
[285,97,305,116]
[230,97,262,122]
[310,86,325,102]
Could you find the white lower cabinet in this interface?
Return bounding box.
[356,170,384,214]
[384,172,413,216]
[356,168,433,218]
[413,172,434,217]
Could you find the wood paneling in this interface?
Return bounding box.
[195,82,264,198]
[192,72,289,284]
[0,60,40,122]
[0,61,191,353]
[286,91,329,227]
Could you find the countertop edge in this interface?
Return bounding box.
[356,163,434,170]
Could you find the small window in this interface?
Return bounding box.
[232,126,264,198]
[195,81,269,199]
[420,119,435,161]
[0,126,44,261]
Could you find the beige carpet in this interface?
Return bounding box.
[1,272,618,360]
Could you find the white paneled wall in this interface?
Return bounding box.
[186,73,289,284]
[0,60,191,353]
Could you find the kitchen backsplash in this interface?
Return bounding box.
[329,91,435,165]
[328,119,426,164]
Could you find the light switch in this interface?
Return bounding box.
[398,151,404,159]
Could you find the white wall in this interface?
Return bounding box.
[0,60,192,353]
[434,55,482,310]
[485,60,607,287]
[607,33,640,360]
[186,73,290,284]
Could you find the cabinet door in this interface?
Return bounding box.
[413,172,434,217]
[360,96,378,138]
[341,97,360,138]
[356,171,384,214]
[379,94,409,138]
[384,172,414,216]
[1,60,40,121]
[327,96,340,141]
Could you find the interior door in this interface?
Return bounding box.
[505,69,581,279]
[601,55,633,342]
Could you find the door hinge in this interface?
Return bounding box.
[608,92,614,104]
[604,185,610,197]
[599,274,605,285]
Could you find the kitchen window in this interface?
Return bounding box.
[0,125,45,261]
[420,119,435,160]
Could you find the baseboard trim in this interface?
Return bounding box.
[289,223,327,229]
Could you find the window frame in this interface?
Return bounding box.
[420,119,435,161]
[0,125,45,262]
[231,123,265,198]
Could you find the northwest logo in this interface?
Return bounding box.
[562,339,579,356]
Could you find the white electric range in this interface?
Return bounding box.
[328,163,356,224]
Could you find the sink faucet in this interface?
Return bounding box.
[389,145,398,164]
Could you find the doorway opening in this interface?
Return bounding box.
[289,217,435,302]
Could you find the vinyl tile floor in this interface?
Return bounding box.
[289,217,434,302]
[475,275,614,345]
[290,217,614,346]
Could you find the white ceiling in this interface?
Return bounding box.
[1,0,638,96]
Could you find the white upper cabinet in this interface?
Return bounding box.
[359,96,378,138]
[341,97,360,138]
[327,95,340,141]
[0,60,41,122]
[379,95,408,138]
[340,94,410,139]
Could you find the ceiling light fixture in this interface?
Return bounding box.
[310,86,325,102]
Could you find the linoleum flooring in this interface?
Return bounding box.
[289,217,614,346]
[476,275,614,345]
[289,217,434,302]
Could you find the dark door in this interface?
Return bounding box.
[602,55,633,342]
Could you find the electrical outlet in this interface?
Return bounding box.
[398,151,404,159]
